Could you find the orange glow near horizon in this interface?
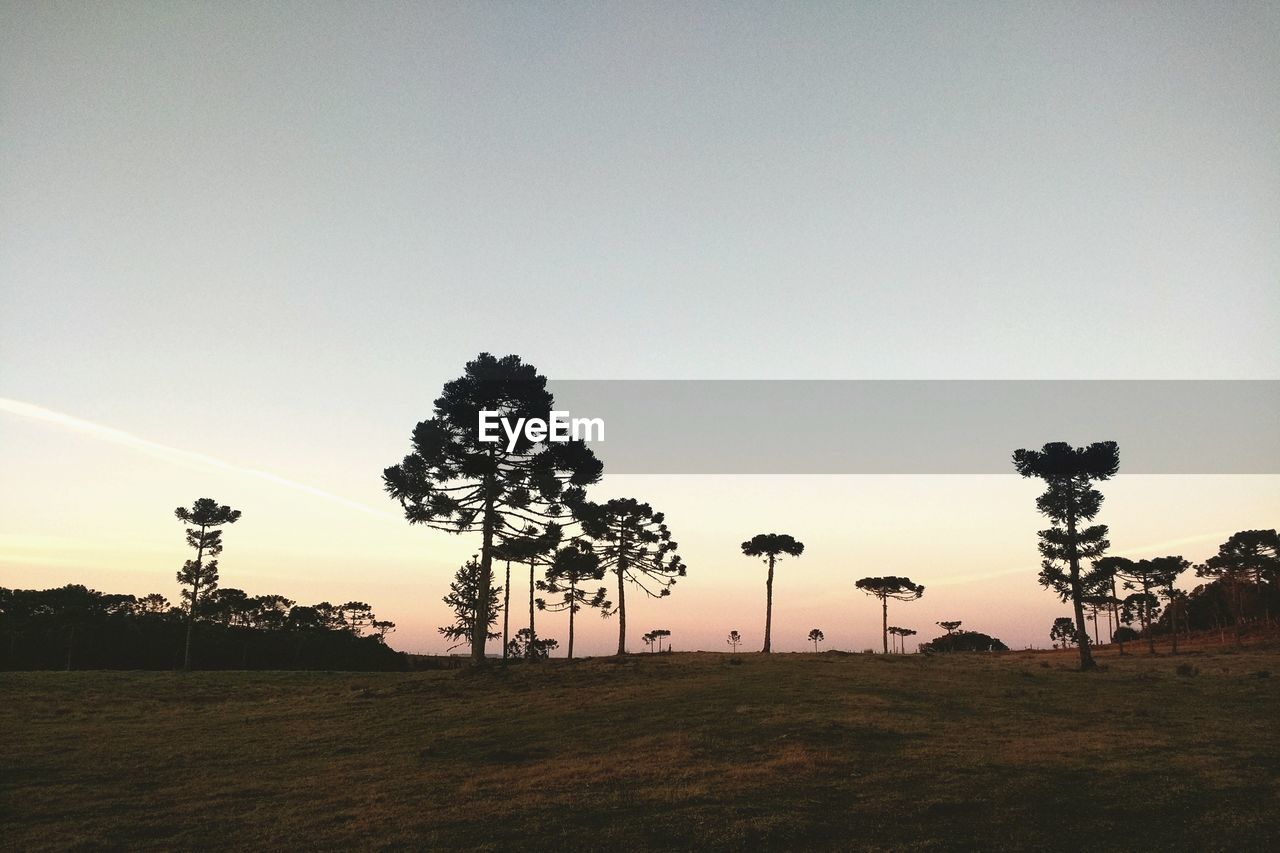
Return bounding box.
[1,399,1276,656]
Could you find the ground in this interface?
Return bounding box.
[3,644,1278,851]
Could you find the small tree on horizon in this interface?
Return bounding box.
[937,620,962,635]
[808,628,825,652]
[727,630,742,652]
[1013,440,1119,670]
[174,498,242,670]
[856,576,924,654]
[1050,616,1077,649]
[741,533,805,653]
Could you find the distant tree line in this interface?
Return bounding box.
[0,584,403,671]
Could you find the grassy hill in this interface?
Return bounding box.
[4,645,1278,851]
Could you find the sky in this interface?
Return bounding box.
[2,2,1277,654]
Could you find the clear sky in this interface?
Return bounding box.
[2,2,1277,653]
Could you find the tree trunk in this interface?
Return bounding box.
[762,554,775,653]
[502,560,511,660]
[1065,503,1096,670]
[472,473,496,665]
[528,558,537,659]
[567,579,576,660]
[881,596,888,654]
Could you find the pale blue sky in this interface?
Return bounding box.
[2,2,1277,651]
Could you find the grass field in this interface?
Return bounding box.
[4,644,1279,851]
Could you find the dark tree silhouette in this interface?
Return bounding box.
[579,498,686,655]
[649,628,671,652]
[727,630,742,652]
[383,353,602,664]
[937,621,962,635]
[1197,530,1280,640]
[537,542,609,660]
[920,630,1008,653]
[808,628,824,652]
[505,627,558,659]
[887,626,917,653]
[641,631,656,652]
[855,576,924,654]
[741,533,805,653]
[1050,616,1077,649]
[1097,555,1188,654]
[440,557,502,653]
[174,498,242,670]
[1012,441,1119,670]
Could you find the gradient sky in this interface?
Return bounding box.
[2,2,1277,654]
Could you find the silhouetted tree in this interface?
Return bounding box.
[1050,616,1077,649]
[537,542,609,660]
[856,576,924,654]
[383,353,602,664]
[174,498,242,670]
[741,533,805,653]
[1013,441,1119,670]
[641,631,656,652]
[920,630,1008,653]
[1198,530,1280,640]
[505,627,558,659]
[579,498,686,655]
[727,630,742,652]
[1098,555,1188,654]
[649,628,671,652]
[440,557,502,653]
[937,621,962,635]
[808,628,824,652]
[887,626,917,653]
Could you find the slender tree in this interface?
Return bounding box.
[808,628,824,652]
[856,576,924,654]
[741,533,805,653]
[641,631,656,652]
[174,498,242,670]
[383,353,602,664]
[579,498,686,655]
[537,542,609,660]
[937,621,962,635]
[650,629,671,652]
[727,630,742,652]
[439,557,502,653]
[887,626,917,653]
[1012,441,1119,670]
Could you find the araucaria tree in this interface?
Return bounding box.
[1197,530,1280,640]
[579,498,686,655]
[727,630,742,652]
[741,533,805,653]
[174,498,241,670]
[855,576,924,654]
[383,353,602,664]
[439,557,502,652]
[537,542,609,660]
[1013,441,1119,671]
[937,620,962,635]
[1050,616,1077,649]
[1096,555,1188,654]
[808,628,824,652]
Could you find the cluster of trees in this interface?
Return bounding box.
[1017,441,1277,667]
[385,354,689,664]
[0,584,402,671]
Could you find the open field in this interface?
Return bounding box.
[4,646,1279,851]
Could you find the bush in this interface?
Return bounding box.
[919,631,1009,653]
